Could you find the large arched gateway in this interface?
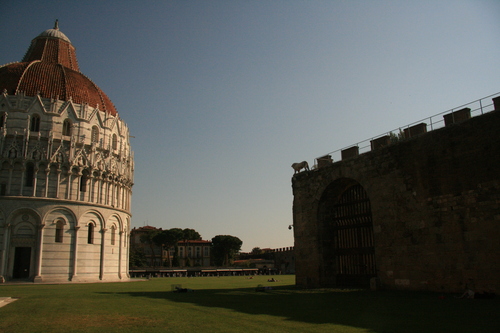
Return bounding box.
[318,178,376,288]
[292,95,500,292]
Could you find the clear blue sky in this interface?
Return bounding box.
[1,1,499,251]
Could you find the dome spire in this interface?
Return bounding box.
[54,19,59,30]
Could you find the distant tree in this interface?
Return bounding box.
[251,247,263,255]
[153,228,184,267]
[211,235,242,266]
[129,246,148,268]
[139,229,160,266]
[153,228,202,267]
[182,228,201,241]
[172,252,180,267]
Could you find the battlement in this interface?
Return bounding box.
[312,93,500,169]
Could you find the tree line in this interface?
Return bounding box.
[130,227,242,268]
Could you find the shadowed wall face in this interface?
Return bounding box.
[293,109,500,293]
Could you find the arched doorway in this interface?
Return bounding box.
[318,178,376,288]
[10,223,36,280]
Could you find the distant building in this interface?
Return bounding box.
[0,22,134,283]
[175,240,211,267]
[130,226,211,267]
[236,246,295,274]
[130,226,163,266]
[271,247,295,274]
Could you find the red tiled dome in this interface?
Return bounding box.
[0,21,117,116]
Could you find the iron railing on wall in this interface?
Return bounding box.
[313,92,500,169]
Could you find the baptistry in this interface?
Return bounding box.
[0,22,134,282]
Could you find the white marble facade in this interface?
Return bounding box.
[0,23,134,283]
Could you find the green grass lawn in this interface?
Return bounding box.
[1,275,499,332]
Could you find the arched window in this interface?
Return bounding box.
[87,223,95,244]
[91,126,99,144]
[25,163,34,187]
[0,112,5,128]
[30,114,40,132]
[55,220,65,243]
[62,119,72,136]
[80,172,88,192]
[112,134,118,150]
[111,225,116,245]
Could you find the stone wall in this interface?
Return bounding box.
[292,108,500,293]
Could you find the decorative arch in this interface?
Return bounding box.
[106,214,123,231]
[317,178,377,288]
[3,208,42,280]
[79,210,104,228]
[106,215,122,247]
[8,208,42,227]
[43,207,77,231]
[12,222,35,237]
[79,210,105,246]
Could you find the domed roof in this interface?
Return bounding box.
[0,21,118,116]
[37,20,71,43]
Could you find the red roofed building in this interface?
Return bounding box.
[130,227,212,268]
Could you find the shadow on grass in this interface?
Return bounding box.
[100,285,500,333]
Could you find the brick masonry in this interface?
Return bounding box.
[292,109,500,293]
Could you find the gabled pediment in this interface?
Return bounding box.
[0,92,14,111]
[88,107,105,128]
[72,147,90,168]
[58,101,80,120]
[26,95,49,115]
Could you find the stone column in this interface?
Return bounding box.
[110,181,115,207]
[33,223,46,283]
[118,230,123,279]
[19,166,25,196]
[44,167,50,197]
[32,168,38,197]
[88,175,94,203]
[0,224,11,283]
[101,179,107,205]
[115,184,119,209]
[71,226,80,281]
[76,171,82,201]
[66,171,72,200]
[94,175,102,203]
[99,228,107,280]
[6,168,13,195]
[55,169,61,198]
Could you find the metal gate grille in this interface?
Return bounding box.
[332,184,376,287]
